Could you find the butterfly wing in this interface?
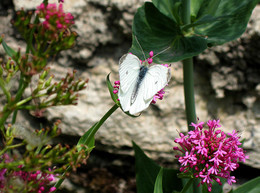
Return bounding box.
[143,65,171,100]
[118,54,141,112]
[128,65,171,115]
[128,83,151,114]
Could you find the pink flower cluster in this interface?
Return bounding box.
[0,154,56,193]
[113,80,120,95]
[151,88,166,104]
[36,3,74,30]
[173,120,249,192]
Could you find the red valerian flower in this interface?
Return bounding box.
[173,120,249,192]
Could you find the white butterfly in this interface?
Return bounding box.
[118,53,171,115]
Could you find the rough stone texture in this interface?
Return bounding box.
[1,0,260,171]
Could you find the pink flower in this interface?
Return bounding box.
[36,3,74,31]
[173,120,248,192]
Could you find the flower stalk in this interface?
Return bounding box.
[54,104,119,191]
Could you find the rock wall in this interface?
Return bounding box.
[1,0,260,171]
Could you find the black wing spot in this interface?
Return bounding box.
[155,80,158,84]
[126,70,128,75]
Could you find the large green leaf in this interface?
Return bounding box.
[233,176,260,193]
[133,141,182,193]
[131,0,258,63]
[130,2,207,63]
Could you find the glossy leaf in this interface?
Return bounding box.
[195,0,259,45]
[130,2,207,63]
[233,176,260,193]
[152,0,180,23]
[133,141,182,193]
[131,0,258,63]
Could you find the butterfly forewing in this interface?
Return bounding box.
[119,54,141,93]
[118,54,141,112]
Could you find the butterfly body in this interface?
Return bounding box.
[118,53,171,115]
[131,65,148,104]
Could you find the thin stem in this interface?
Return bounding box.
[53,104,119,191]
[183,58,196,130]
[12,74,24,124]
[0,143,25,155]
[0,111,12,131]
[0,78,11,102]
[84,104,118,146]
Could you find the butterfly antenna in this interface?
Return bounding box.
[152,46,171,59]
[134,35,147,61]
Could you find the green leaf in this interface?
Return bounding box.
[77,123,96,152]
[197,0,222,17]
[130,2,208,63]
[154,168,164,193]
[106,73,119,105]
[131,0,258,63]
[191,0,204,18]
[152,0,181,24]
[182,15,231,31]
[195,0,258,45]
[1,39,17,58]
[133,141,182,193]
[233,176,260,193]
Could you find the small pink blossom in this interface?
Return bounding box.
[174,120,248,192]
[0,155,57,193]
[36,3,74,31]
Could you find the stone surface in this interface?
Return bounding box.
[1,0,260,171]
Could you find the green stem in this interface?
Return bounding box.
[183,58,197,130]
[16,93,46,107]
[84,104,118,146]
[0,111,12,131]
[53,104,119,191]
[181,0,191,24]
[181,0,197,130]
[11,74,25,124]
[181,1,200,192]
[0,143,25,155]
[0,78,11,102]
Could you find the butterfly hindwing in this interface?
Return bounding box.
[128,80,151,115]
[143,65,170,101]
